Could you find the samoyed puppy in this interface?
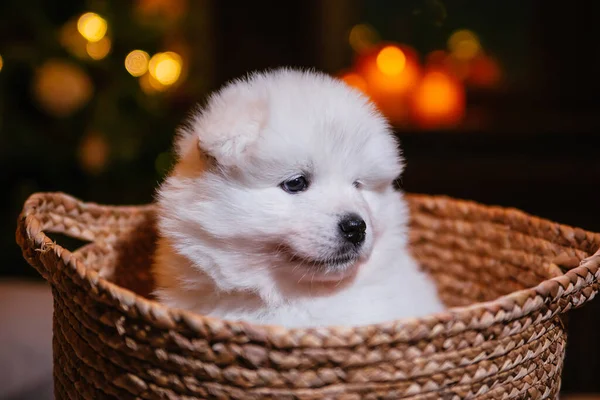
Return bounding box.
[152,68,444,327]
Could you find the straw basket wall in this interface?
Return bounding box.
[16,192,600,399]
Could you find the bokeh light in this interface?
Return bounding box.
[32,59,93,117]
[86,37,111,60]
[354,45,421,125]
[135,0,188,24]
[77,12,108,43]
[357,45,420,96]
[125,50,150,77]
[443,56,471,80]
[139,71,167,93]
[340,72,368,94]
[59,20,88,59]
[448,29,481,61]
[349,24,380,54]
[467,54,502,88]
[376,46,406,76]
[426,49,472,81]
[426,50,448,67]
[0,54,3,72]
[148,51,182,86]
[411,69,465,129]
[79,132,110,175]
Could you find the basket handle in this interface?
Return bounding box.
[16,192,151,282]
[579,247,600,266]
[542,246,600,315]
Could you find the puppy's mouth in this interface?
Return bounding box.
[288,253,358,267]
[278,246,361,282]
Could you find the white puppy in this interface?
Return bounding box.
[152,68,444,327]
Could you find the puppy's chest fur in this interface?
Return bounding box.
[235,258,438,327]
[154,235,443,328]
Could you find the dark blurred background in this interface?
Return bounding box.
[1,0,599,397]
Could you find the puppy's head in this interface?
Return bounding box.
[158,69,405,297]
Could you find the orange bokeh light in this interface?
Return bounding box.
[467,54,501,88]
[426,50,448,67]
[353,45,421,124]
[135,0,187,23]
[444,56,471,81]
[341,72,368,94]
[357,45,420,96]
[376,46,406,76]
[411,69,465,129]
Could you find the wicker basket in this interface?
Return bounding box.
[16,192,600,400]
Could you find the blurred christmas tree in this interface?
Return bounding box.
[0,0,214,276]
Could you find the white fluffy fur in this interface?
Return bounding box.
[152,68,444,327]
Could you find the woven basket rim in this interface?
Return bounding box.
[17,191,600,347]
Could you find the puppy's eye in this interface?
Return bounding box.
[281,176,309,193]
[353,180,362,189]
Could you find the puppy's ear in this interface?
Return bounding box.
[180,85,268,167]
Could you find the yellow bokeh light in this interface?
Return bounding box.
[0,54,3,72]
[139,72,168,94]
[86,37,111,60]
[77,12,108,43]
[376,46,406,76]
[448,29,481,61]
[349,24,380,53]
[59,20,88,59]
[148,52,182,86]
[125,50,150,77]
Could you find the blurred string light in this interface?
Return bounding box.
[467,55,501,88]
[125,50,150,77]
[0,54,3,72]
[448,29,481,61]
[139,71,168,93]
[77,12,108,43]
[148,51,182,85]
[339,25,500,128]
[411,70,465,129]
[32,59,93,117]
[86,37,111,60]
[61,13,111,61]
[349,45,421,125]
[425,30,501,88]
[349,24,380,53]
[79,131,109,175]
[124,50,183,93]
[426,50,447,66]
[376,46,406,76]
[443,54,471,80]
[425,49,469,80]
[135,0,188,24]
[360,45,420,97]
[60,20,89,59]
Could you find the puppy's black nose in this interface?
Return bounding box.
[338,214,366,245]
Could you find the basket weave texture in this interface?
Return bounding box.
[16,192,600,400]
